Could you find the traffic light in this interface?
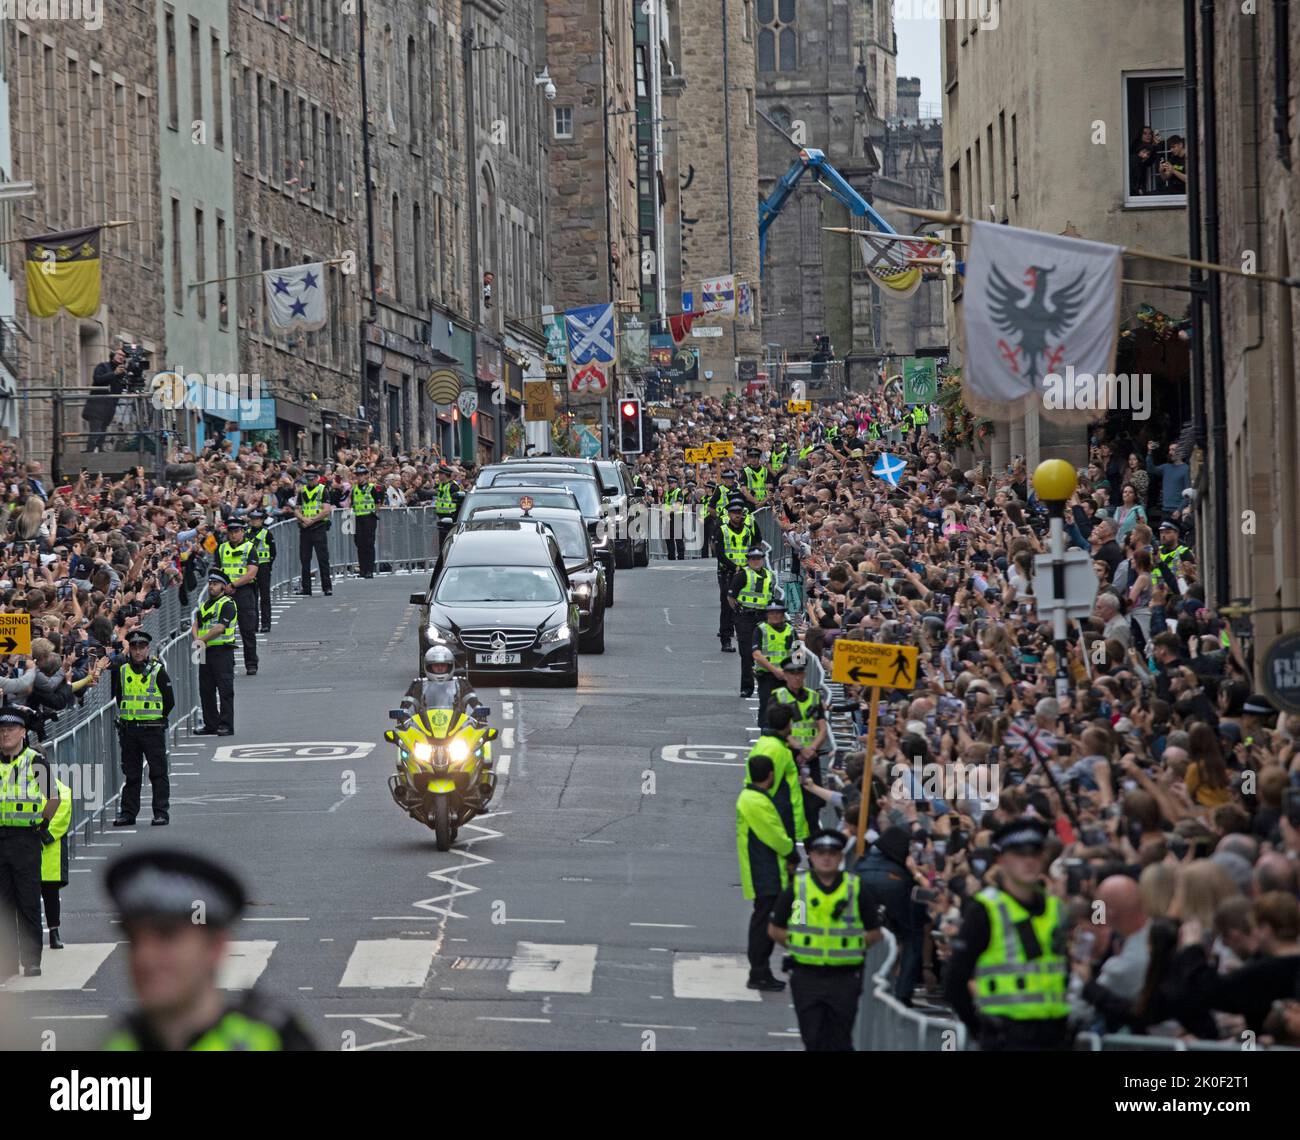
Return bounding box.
[619,398,643,454]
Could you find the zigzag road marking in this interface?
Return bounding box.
[410,812,509,920]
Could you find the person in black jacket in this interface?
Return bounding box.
[854,825,929,1005]
[85,349,127,453]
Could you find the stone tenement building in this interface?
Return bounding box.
[756,0,896,372]
[3,11,166,472]
[667,0,761,388]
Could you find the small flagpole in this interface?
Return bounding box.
[2,219,135,248]
[188,255,350,291]
[854,687,880,860]
[822,225,965,248]
[893,205,1300,288]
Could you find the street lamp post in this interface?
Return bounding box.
[1032,459,1079,700]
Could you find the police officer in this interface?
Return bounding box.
[1151,518,1193,587]
[744,703,808,843]
[942,816,1072,1051]
[769,828,882,1051]
[728,547,774,697]
[769,437,790,477]
[716,498,756,652]
[433,465,462,538]
[774,648,830,831]
[351,464,382,579]
[737,749,796,992]
[0,703,59,979]
[103,849,315,1050]
[111,629,175,827]
[662,474,685,560]
[295,468,333,597]
[40,775,71,950]
[741,446,769,506]
[248,508,276,633]
[218,516,259,676]
[752,599,795,727]
[192,570,238,736]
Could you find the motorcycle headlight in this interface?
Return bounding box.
[412,741,433,762]
[448,737,470,764]
[538,622,571,645]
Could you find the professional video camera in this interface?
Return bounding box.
[120,342,152,390]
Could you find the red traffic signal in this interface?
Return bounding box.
[621,401,638,418]
[618,398,643,454]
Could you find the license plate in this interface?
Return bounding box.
[476,652,521,665]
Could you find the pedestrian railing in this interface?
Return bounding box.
[1074,1032,1297,1052]
[854,929,968,1051]
[646,506,707,560]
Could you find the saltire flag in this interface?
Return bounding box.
[565,303,615,393]
[700,274,736,316]
[668,311,701,345]
[25,226,102,318]
[263,262,328,333]
[872,452,906,487]
[963,221,1122,421]
[737,280,753,317]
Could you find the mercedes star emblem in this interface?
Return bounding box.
[490,631,508,650]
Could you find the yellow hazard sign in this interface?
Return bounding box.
[787,399,812,414]
[708,441,735,459]
[831,640,918,689]
[0,612,31,656]
[683,447,712,464]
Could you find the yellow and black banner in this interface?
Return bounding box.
[25,226,102,318]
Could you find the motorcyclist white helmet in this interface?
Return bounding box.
[424,645,455,678]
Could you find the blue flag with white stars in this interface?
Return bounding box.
[263,261,327,333]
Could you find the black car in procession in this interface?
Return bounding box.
[412,520,580,686]
[465,503,607,653]
[474,466,615,607]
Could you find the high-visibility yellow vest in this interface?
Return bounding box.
[118,660,165,722]
[252,527,272,564]
[352,483,377,517]
[786,872,867,966]
[775,686,822,746]
[41,778,72,883]
[770,444,789,473]
[743,732,807,839]
[755,622,794,672]
[663,487,682,512]
[218,540,254,582]
[0,747,45,828]
[299,483,325,518]
[721,521,754,566]
[434,482,458,516]
[972,888,1069,1020]
[1151,544,1189,582]
[198,596,237,647]
[743,465,769,501]
[736,567,773,609]
[106,1010,286,1052]
[913,405,930,425]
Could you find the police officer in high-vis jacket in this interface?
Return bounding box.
[770,828,882,1050]
[942,817,1072,1051]
[0,703,59,979]
[740,447,769,507]
[751,599,795,727]
[728,547,773,697]
[736,749,796,992]
[295,468,333,597]
[351,464,381,579]
[217,516,259,676]
[103,849,316,1051]
[193,570,238,736]
[248,508,276,633]
[433,466,462,534]
[774,649,829,831]
[717,498,757,652]
[111,630,175,827]
[40,776,72,950]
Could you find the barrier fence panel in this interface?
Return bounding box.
[854,930,968,1051]
[646,507,707,560]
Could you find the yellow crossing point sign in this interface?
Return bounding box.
[0,612,31,656]
[831,640,918,689]
[708,441,735,459]
[684,447,712,464]
[787,399,812,414]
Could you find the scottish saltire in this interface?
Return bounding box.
[872,453,906,487]
[963,221,1122,419]
[24,226,102,318]
[700,274,736,316]
[263,262,328,333]
[737,280,753,317]
[565,303,615,393]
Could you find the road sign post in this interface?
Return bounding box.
[831,640,919,856]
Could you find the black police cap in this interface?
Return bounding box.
[0,704,29,728]
[106,849,247,929]
[125,630,153,646]
[805,829,849,853]
[992,816,1050,853]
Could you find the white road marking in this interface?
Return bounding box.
[29,1014,109,1020]
[477,1016,551,1024]
[276,687,335,694]
[660,745,748,767]
[508,942,598,994]
[629,922,695,929]
[665,645,674,653]
[671,953,760,1002]
[621,1023,697,1031]
[339,939,439,988]
[768,1031,802,1038]
[500,727,515,749]
[217,940,277,989]
[212,741,375,763]
[662,607,673,626]
[499,688,511,696]
[501,702,514,719]
[496,754,511,776]
[2,943,116,991]
[244,916,310,922]
[501,917,566,924]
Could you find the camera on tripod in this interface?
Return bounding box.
[120,342,151,391]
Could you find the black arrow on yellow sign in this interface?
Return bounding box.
[0,637,19,654]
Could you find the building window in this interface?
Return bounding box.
[757,0,797,73]
[194,207,207,320]
[189,18,202,128]
[164,8,178,130]
[553,105,573,139]
[170,196,183,312]
[216,213,228,329]
[1124,71,1187,205]
[210,33,224,149]
[391,194,401,302]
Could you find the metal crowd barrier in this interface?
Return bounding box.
[646,506,707,560]
[1074,1032,1297,1053]
[854,929,968,1051]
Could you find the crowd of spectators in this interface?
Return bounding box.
[631,385,1300,1047]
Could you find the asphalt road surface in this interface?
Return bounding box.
[0,562,803,1050]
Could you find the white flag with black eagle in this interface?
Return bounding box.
[962,222,1122,421]
[263,262,328,333]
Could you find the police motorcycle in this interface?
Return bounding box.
[385,647,498,851]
